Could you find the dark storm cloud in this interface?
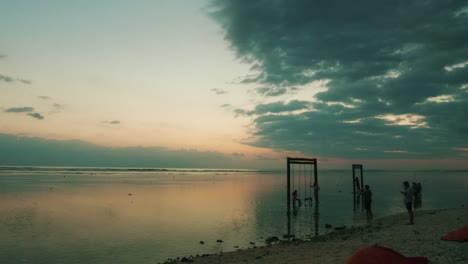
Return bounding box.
[27,113,44,120]
[211,0,468,159]
[4,107,34,113]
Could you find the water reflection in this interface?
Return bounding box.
[0,170,466,263]
[0,175,267,263]
[287,200,319,238]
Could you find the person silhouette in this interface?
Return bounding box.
[363,185,373,220]
[401,181,414,225]
[292,189,301,207]
[355,177,361,191]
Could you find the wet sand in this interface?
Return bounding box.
[167,208,468,264]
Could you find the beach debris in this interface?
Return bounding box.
[233,245,239,248]
[199,241,205,245]
[180,257,193,263]
[256,256,263,259]
[128,193,133,196]
[325,224,333,229]
[216,239,223,243]
[334,225,347,230]
[265,236,279,244]
[282,234,295,239]
[249,241,255,245]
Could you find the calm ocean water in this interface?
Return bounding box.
[0,167,467,263]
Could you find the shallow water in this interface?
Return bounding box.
[0,167,467,263]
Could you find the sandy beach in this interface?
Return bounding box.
[167,208,468,264]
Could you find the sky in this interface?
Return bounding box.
[1,0,467,169]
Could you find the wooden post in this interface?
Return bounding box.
[352,165,356,212]
[352,164,364,212]
[313,158,318,203]
[287,157,291,215]
[360,165,364,189]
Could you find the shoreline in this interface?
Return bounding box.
[167,208,468,264]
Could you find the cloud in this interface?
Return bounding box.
[46,102,65,115]
[0,74,14,83]
[4,107,34,113]
[252,100,310,115]
[0,74,31,84]
[234,100,311,116]
[103,120,121,125]
[231,152,245,159]
[211,88,228,95]
[0,133,272,169]
[18,79,32,85]
[27,113,44,120]
[53,103,64,109]
[211,0,468,159]
[255,86,287,96]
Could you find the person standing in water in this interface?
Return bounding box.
[401,181,414,225]
[362,185,373,220]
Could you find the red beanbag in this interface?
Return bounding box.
[347,245,428,264]
[441,225,468,242]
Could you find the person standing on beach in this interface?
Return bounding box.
[362,185,373,220]
[401,181,414,224]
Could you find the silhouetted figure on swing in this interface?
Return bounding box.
[304,189,313,205]
[292,189,302,207]
[355,176,361,191]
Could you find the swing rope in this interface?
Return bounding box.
[292,163,295,193]
[298,164,301,199]
[302,164,307,199]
